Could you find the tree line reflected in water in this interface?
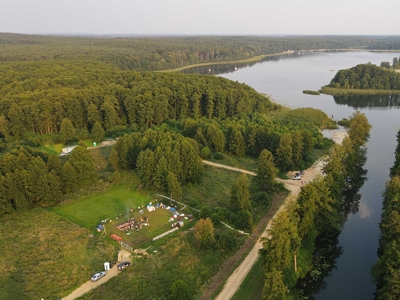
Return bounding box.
[181,52,311,75]
[296,147,368,299]
[334,94,400,109]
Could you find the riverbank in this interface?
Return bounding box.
[156,54,274,73]
[213,130,347,300]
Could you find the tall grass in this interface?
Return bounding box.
[0,208,115,300]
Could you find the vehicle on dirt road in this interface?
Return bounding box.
[91,271,106,282]
[117,261,131,271]
[292,172,302,180]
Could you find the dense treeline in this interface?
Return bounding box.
[110,110,334,232]
[380,56,400,69]
[329,63,400,90]
[367,38,400,51]
[113,129,203,189]
[262,111,371,299]
[0,60,277,140]
[372,130,400,300]
[1,33,398,71]
[0,146,97,217]
[148,109,332,170]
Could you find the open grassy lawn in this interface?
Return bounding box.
[54,187,153,229]
[105,206,177,247]
[38,143,63,155]
[182,165,243,209]
[54,186,181,247]
[231,256,265,300]
[0,208,115,300]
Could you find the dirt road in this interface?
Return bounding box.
[62,250,131,300]
[207,131,347,300]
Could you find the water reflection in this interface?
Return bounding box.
[297,230,343,300]
[333,94,400,109]
[358,202,372,220]
[297,146,368,298]
[181,52,318,75]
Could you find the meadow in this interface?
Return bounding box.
[54,187,152,229]
[0,208,115,300]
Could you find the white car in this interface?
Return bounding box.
[292,173,302,180]
[91,271,106,282]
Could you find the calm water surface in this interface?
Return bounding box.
[195,51,400,299]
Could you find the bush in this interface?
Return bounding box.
[200,146,211,159]
[200,206,212,219]
[170,280,192,300]
[212,152,225,160]
[210,213,221,225]
[217,232,238,251]
[254,191,272,207]
[106,126,132,138]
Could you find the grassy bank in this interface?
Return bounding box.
[303,90,320,95]
[320,85,400,96]
[231,256,265,300]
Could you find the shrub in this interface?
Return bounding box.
[212,152,224,160]
[210,213,221,225]
[217,232,238,251]
[200,146,211,159]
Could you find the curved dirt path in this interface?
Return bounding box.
[202,131,347,300]
[202,160,256,176]
[62,250,131,300]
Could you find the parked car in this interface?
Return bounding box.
[91,271,106,282]
[117,261,131,271]
[292,173,302,180]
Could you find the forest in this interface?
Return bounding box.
[0,34,372,299]
[372,130,400,300]
[0,60,277,142]
[328,63,400,90]
[261,112,371,299]
[1,33,400,71]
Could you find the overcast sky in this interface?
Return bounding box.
[2,0,400,35]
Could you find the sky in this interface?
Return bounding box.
[2,0,400,36]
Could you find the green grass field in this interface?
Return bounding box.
[182,165,242,209]
[0,208,115,300]
[38,143,63,155]
[54,187,152,229]
[54,186,182,247]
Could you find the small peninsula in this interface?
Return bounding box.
[320,62,400,95]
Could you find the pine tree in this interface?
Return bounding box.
[276,133,293,172]
[263,270,287,300]
[68,146,98,188]
[61,161,77,193]
[256,149,277,192]
[231,173,251,211]
[109,149,119,171]
[60,118,76,143]
[47,153,62,175]
[91,121,105,144]
[167,172,182,200]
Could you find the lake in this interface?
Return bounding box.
[186,51,400,299]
